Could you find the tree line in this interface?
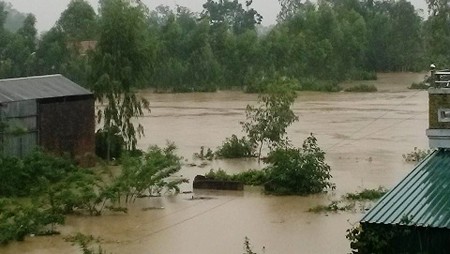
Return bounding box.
[0,0,442,92]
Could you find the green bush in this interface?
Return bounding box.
[215,135,256,159]
[0,199,64,244]
[264,134,334,195]
[205,169,267,186]
[110,143,188,203]
[0,150,77,197]
[344,84,377,92]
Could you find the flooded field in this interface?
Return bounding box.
[1,73,429,253]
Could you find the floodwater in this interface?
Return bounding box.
[1,73,429,254]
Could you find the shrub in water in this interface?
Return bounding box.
[215,135,255,159]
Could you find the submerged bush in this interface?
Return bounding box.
[264,134,334,195]
[308,201,354,213]
[215,135,255,159]
[345,187,388,201]
[0,199,64,244]
[205,169,267,186]
[402,147,431,163]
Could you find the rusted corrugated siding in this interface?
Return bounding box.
[38,95,95,159]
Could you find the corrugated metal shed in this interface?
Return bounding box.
[0,74,92,103]
[361,149,450,229]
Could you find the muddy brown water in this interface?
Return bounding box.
[1,73,428,253]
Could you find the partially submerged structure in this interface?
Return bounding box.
[0,74,95,161]
[359,70,450,252]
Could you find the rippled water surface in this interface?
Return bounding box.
[1,73,428,254]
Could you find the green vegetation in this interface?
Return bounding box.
[264,135,334,195]
[65,233,108,254]
[90,0,151,160]
[205,134,334,195]
[308,201,355,213]
[215,135,255,159]
[308,187,388,213]
[345,187,388,201]
[205,169,267,186]
[0,0,432,91]
[344,84,378,92]
[242,83,298,161]
[0,143,185,245]
[402,147,432,163]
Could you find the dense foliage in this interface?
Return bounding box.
[0,0,437,91]
[205,169,267,186]
[264,134,334,195]
[0,145,185,244]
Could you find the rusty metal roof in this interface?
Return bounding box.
[361,149,450,229]
[0,74,92,103]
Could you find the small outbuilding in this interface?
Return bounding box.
[0,74,95,161]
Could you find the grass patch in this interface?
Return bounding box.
[344,187,388,201]
[344,84,377,92]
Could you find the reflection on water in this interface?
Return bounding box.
[0,73,428,254]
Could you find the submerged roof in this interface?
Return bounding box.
[0,74,92,103]
[361,149,450,229]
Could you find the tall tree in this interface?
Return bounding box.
[90,0,151,159]
[56,0,98,41]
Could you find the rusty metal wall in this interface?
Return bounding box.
[38,96,95,159]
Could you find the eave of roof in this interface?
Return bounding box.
[0,74,92,103]
[361,149,450,229]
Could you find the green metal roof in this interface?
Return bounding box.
[361,149,450,229]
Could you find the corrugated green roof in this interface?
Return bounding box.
[361,149,450,229]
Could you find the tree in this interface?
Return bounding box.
[201,0,263,34]
[90,0,151,159]
[277,0,303,22]
[241,83,298,161]
[56,0,98,41]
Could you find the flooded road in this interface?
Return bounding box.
[1,73,428,253]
